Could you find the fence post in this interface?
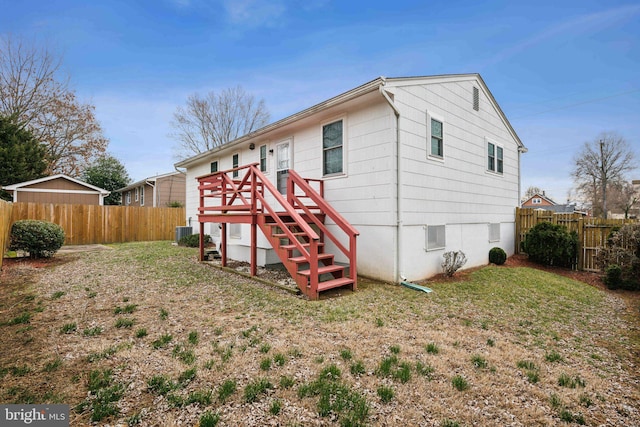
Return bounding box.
[577,216,584,271]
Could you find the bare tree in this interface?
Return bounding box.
[0,36,108,177]
[572,132,637,218]
[608,181,639,219]
[171,86,270,159]
[523,186,544,200]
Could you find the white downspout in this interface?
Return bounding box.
[379,83,405,283]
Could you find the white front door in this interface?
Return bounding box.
[275,139,291,194]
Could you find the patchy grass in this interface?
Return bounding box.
[0,241,638,426]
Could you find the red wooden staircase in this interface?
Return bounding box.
[196,164,358,300]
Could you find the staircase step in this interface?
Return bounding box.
[316,277,355,292]
[289,253,334,264]
[272,232,307,239]
[297,264,344,277]
[281,242,324,251]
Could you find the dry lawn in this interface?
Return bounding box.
[1,241,639,426]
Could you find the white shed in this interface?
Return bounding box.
[176,74,526,293]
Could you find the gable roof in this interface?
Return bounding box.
[2,174,110,195]
[175,73,526,169]
[522,193,557,206]
[115,171,184,193]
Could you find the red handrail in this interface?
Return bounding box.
[197,164,322,295]
[287,170,359,284]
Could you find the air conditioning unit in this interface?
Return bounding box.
[175,226,193,242]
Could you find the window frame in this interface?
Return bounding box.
[134,187,139,202]
[487,140,504,175]
[425,224,446,251]
[140,186,145,206]
[259,144,268,173]
[232,153,239,178]
[125,191,131,205]
[321,117,345,177]
[427,111,444,160]
[210,160,218,174]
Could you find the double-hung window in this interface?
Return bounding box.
[431,119,443,158]
[232,153,239,178]
[140,186,145,206]
[135,188,139,202]
[323,120,343,176]
[487,141,503,174]
[259,145,267,172]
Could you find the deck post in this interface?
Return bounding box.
[221,223,227,267]
[251,222,257,276]
[199,222,205,261]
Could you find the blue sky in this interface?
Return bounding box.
[2,0,639,202]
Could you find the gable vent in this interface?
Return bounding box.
[472,86,479,111]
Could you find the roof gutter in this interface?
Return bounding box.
[378,81,405,283]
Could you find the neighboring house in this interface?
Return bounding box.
[521,192,581,214]
[2,174,110,205]
[521,192,556,208]
[117,172,186,207]
[176,74,527,285]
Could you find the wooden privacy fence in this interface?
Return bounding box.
[515,207,638,271]
[7,202,186,246]
[0,200,14,270]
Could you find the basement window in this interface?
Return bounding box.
[488,223,500,242]
[425,225,446,251]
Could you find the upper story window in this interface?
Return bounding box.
[232,153,239,178]
[431,119,443,157]
[210,160,218,173]
[487,141,503,174]
[259,145,267,172]
[323,119,343,176]
[532,198,541,204]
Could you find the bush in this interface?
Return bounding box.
[442,251,467,277]
[9,220,65,258]
[603,264,623,290]
[489,247,507,265]
[178,233,211,248]
[597,224,640,290]
[523,222,577,268]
